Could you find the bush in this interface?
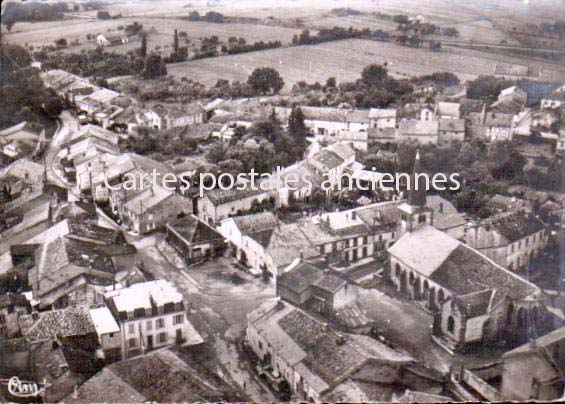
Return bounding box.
[97,10,111,20]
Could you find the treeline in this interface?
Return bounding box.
[2,2,68,29]
[187,10,224,23]
[292,26,372,45]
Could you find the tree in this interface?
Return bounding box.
[172,29,179,61]
[139,33,147,57]
[97,11,111,20]
[361,64,388,87]
[55,38,68,48]
[204,11,223,23]
[288,106,307,138]
[247,67,284,95]
[0,43,62,128]
[142,53,167,79]
[443,27,460,37]
[325,76,337,88]
[188,10,200,21]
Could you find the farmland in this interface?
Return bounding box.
[3,17,301,55]
[166,38,565,90]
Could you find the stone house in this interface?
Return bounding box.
[166,214,225,263]
[466,210,549,271]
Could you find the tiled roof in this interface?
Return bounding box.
[426,195,466,230]
[326,142,355,161]
[66,367,146,403]
[484,112,513,127]
[205,186,267,206]
[439,118,465,132]
[20,306,96,342]
[232,211,279,234]
[486,210,546,242]
[453,289,494,317]
[167,215,223,244]
[313,274,347,293]
[249,300,413,395]
[398,120,439,136]
[278,261,325,294]
[430,243,539,306]
[436,102,460,118]
[301,106,369,123]
[368,108,396,119]
[102,349,241,401]
[310,150,344,170]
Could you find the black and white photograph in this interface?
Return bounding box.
[0,0,563,402]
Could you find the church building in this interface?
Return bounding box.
[387,152,549,354]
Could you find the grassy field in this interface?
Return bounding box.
[166,38,565,90]
[3,17,301,54]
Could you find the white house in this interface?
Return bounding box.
[105,280,203,359]
[97,33,129,47]
[368,108,397,129]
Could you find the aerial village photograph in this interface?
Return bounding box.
[0,0,563,402]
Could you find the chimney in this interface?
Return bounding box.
[439,202,444,213]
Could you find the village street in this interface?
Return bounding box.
[126,232,278,401]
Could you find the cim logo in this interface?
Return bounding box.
[0,376,51,398]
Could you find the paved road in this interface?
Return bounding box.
[45,111,79,195]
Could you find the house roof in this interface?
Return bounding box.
[300,106,370,123]
[368,108,396,119]
[231,211,279,234]
[65,367,146,403]
[68,347,242,402]
[495,63,529,76]
[278,261,325,294]
[313,273,347,293]
[0,158,44,183]
[326,142,355,161]
[453,289,494,317]
[398,120,439,136]
[310,150,344,170]
[484,210,546,243]
[436,102,460,118]
[167,214,223,244]
[484,112,513,127]
[426,195,466,231]
[439,118,465,132]
[249,299,413,394]
[185,102,206,115]
[107,279,183,313]
[89,307,120,335]
[20,306,97,342]
[205,186,267,206]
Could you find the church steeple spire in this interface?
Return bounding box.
[407,149,427,208]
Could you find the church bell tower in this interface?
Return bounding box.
[396,150,434,239]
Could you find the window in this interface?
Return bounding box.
[156,318,165,329]
[146,320,153,331]
[128,323,135,334]
[128,338,137,348]
[362,236,368,245]
[158,332,168,343]
[0,314,5,324]
[447,316,455,333]
[173,314,184,325]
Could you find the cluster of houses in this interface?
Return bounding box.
[1,64,563,402]
[242,155,562,401]
[263,83,564,153]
